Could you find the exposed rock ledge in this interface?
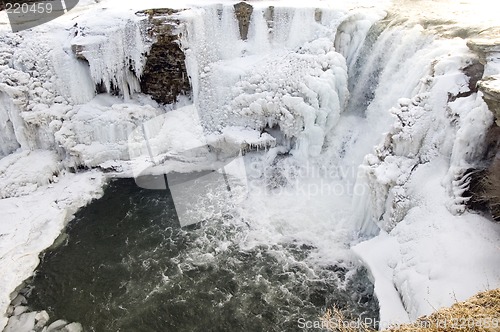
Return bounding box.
[478,77,500,126]
[467,38,500,125]
[138,9,192,104]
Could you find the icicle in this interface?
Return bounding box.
[70,15,151,99]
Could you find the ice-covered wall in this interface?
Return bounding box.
[352,34,494,235]
[348,21,500,324]
[0,9,163,167]
[0,92,21,156]
[70,13,152,100]
[180,4,383,160]
[0,33,75,157]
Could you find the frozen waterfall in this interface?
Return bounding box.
[0,1,500,330]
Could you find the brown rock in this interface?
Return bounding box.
[138,9,192,104]
[478,77,500,126]
[234,2,253,40]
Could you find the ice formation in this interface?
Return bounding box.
[351,37,499,324]
[0,0,500,330]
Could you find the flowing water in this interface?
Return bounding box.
[27,178,378,332]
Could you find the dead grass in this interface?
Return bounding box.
[322,289,500,332]
[320,306,374,332]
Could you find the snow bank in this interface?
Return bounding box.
[352,232,410,326]
[0,165,105,330]
[354,160,500,329]
[56,96,161,168]
[0,150,60,199]
[392,160,500,320]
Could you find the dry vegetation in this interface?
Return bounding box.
[322,289,500,332]
[320,306,374,332]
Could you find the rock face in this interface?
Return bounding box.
[467,38,500,125]
[139,9,191,104]
[264,6,274,30]
[467,38,500,63]
[461,62,484,95]
[1,1,36,12]
[234,2,253,40]
[479,77,500,126]
[466,38,500,221]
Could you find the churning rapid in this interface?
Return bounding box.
[0,0,500,331]
[28,179,378,331]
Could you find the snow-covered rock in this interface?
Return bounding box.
[0,150,61,199]
[0,169,105,329]
[4,311,36,332]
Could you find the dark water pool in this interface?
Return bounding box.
[27,178,378,332]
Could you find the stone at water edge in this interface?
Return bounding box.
[4,311,37,332]
[61,322,83,332]
[13,306,28,316]
[46,319,68,331]
[35,311,50,329]
[11,294,27,307]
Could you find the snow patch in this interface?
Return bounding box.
[0,169,105,330]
